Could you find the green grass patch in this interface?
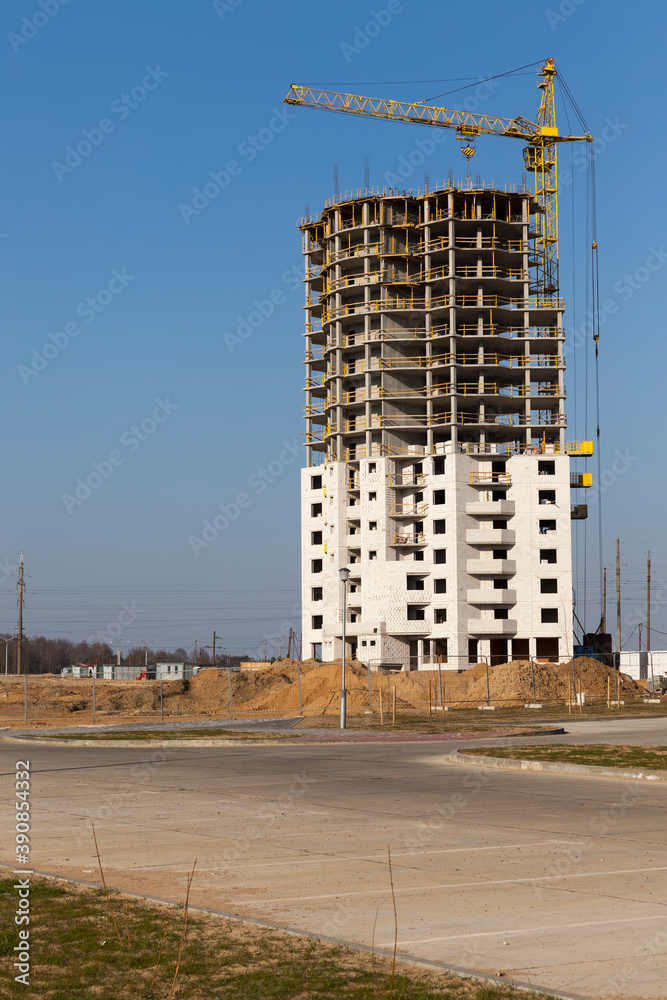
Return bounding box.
[47,729,299,741]
[465,743,667,770]
[0,876,548,999]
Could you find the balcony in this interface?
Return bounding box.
[392,532,426,546]
[467,589,517,605]
[467,559,516,576]
[468,618,518,635]
[466,529,516,547]
[406,590,431,602]
[390,504,428,518]
[389,473,426,487]
[470,473,512,486]
[392,619,431,633]
[465,500,516,517]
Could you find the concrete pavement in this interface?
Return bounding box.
[1,718,667,998]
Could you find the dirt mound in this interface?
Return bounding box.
[175,657,642,713]
[0,657,646,721]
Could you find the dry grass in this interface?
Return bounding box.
[0,876,552,999]
[466,743,667,771]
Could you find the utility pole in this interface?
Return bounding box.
[212,631,216,667]
[16,553,24,675]
[616,540,621,653]
[638,621,642,654]
[647,552,651,653]
[602,567,607,632]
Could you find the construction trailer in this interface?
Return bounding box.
[154,662,199,680]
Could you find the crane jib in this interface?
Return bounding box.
[284,86,591,145]
[284,59,593,301]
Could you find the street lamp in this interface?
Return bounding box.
[339,567,350,730]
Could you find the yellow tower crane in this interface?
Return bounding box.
[284,58,592,298]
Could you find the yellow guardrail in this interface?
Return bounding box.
[470,473,512,485]
[392,533,425,545]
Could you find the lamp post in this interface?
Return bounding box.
[139,639,150,667]
[339,567,350,730]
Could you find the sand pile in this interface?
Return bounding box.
[0,658,646,720]
[175,657,644,713]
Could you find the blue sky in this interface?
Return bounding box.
[1,0,664,656]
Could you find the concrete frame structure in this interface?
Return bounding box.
[300,183,591,670]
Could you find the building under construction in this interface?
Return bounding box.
[300,181,592,670]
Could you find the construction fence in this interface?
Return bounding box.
[0,657,660,726]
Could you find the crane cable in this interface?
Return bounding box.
[557,68,601,631]
[590,146,604,630]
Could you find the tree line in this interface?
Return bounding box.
[0,635,249,675]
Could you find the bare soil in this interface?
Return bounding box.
[0,657,649,728]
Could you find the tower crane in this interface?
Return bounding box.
[284,58,593,298]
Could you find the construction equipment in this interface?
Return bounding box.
[573,607,613,666]
[284,58,593,297]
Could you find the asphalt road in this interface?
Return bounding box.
[2,718,667,999]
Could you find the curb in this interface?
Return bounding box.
[1,726,566,748]
[0,863,596,1000]
[447,750,667,782]
[0,735,298,748]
